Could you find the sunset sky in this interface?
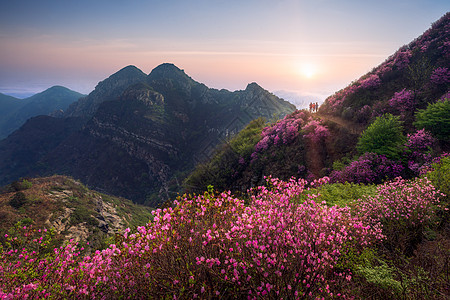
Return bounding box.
[0,0,448,105]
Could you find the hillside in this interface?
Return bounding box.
[185,12,449,194]
[0,175,153,250]
[0,86,84,139]
[0,63,295,206]
[320,13,449,128]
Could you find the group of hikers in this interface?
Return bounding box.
[309,102,319,113]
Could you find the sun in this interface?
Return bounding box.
[300,63,317,79]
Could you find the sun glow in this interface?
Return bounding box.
[300,63,318,79]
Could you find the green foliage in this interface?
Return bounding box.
[184,118,266,192]
[70,207,99,227]
[316,182,377,207]
[228,117,267,158]
[11,179,33,191]
[427,157,450,208]
[357,114,406,160]
[414,99,450,141]
[9,192,28,209]
[357,259,404,296]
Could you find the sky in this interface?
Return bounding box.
[0,0,449,106]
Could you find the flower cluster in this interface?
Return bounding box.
[330,152,404,184]
[358,177,443,226]
[430,67,450,85]
[356,177,445,253]
[302,119,329,143]
[359,74,381,89]
[393,49,412,69]
[404,129,437,175]
[254,110,308,152]
[388,88,415,113]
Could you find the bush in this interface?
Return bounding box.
[330,152,404,184]
[9,192,28,209]
[414,99,450,141]
[10,179,33,191]
[356,177,444,255]
[357,114,406,160]
[427,156,450,205]
[315,182,377,207]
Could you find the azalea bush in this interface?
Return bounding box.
[388,88,415,114]
[404,129,437,175]
[330,152,404,184]
[302,119,329,143]
[356,177,445,255]
[254,110,308,153]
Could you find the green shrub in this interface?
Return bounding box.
[414,100,450,141]
[357,114,406,160]
[427,156,450,200]
[316,182,377,207]
[11,179,33,191]
[9,192,28,209]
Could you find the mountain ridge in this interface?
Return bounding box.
[0,86,84,139]
[0,63,296,206]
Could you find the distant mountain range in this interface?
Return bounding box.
[0,86,84,139]
[0,63,295,206]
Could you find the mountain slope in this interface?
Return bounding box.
[185,12,450,194]
[0,86,84,139]
[0,175,153,250]
[0,63,295,206]
[320,12,449,127]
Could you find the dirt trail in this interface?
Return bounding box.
[316,112,366,135]
[304,112,367,177]
[305,139,323,178]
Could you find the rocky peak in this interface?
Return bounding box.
[245,82,264,92]
[64,65,147,118]
[120,83,164,107]
[147,63,197,86]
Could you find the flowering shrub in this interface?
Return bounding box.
[254,110,308,153]
[0,177,384,299]
[330,152,404,184]
[430,67,450,85]
[393,49,412,70]
[302,119,329,143]
[356,177,445,254]
[404,129,437,175]
[359,74,381,90]
[388,88,415,113]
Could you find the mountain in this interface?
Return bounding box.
[185,12,450,194]
[0,63,295,206]
[64,65,147,119]
[0,93,23,120]
[0,175,153,250]
[0,86,84,139]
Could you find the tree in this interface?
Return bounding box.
[357,114,405,160]
[414,99,450,141]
